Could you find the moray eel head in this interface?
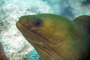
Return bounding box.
[16,14,90,60]
[16,14,71,45]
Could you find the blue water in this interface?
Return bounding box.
[26,49,43,60]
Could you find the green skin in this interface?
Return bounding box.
[74,15,90,35]
[16,14,90,60]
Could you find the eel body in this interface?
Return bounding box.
[16,14,90,60]
[74,15,90,35]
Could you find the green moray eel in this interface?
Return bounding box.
[74,15,90,35]
[16,14,90,60]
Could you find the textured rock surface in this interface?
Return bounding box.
[0,43,9,60]
[0,0,52,60]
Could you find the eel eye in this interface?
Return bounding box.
[34,19,41,27]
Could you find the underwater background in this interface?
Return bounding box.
[0,0,90,60]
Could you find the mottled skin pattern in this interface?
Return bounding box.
[16,14,90,60]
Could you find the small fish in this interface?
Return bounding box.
[16,14,90,60]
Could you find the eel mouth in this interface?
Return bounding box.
[16,21,53,59]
